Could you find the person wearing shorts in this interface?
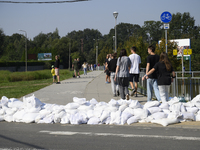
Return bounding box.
[129,46,141,97]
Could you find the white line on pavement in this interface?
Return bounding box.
[39,131,200,141]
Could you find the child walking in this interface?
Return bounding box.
[51,65,56,83]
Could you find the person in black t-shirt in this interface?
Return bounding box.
[105,54,111,83]
[77,58,81,78]
[142,52,175,103]
[145,45,161,102]
[107,53,119,97]
[54,55,60,84]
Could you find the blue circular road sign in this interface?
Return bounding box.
[160,11,172,23]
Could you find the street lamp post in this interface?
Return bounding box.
[113,11,118,52]
[19,30,27,72]
[93,39,99,66]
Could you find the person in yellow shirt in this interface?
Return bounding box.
[51,65,56,83]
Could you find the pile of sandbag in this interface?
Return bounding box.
[0,94,200,126]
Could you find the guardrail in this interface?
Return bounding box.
[138,71,200,101]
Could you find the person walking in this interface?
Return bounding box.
[107,53,119,97]
[114,49,131,100]
[129,46,141,97]
[82,62,87,75]
[145,45,161,102]
[105,54,111,83]
[77,58,81,78]
[142,52,176,103]
[54,55,60,84]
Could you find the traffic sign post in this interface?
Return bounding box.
[160,11,172,53]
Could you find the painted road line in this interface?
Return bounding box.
[40,131,200,141]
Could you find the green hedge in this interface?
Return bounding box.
[0,61,56,67]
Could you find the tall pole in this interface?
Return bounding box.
[165,29,167,53]
[96,45,98,65]
[19,30,27,72]
[113,11,118,52]
[69,41,71,70]
[115,18,117,52]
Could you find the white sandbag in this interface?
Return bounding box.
[93,109,103,118]
[110,111,121,125]
[65,103,80,109]
[89,98,98,105]
[151,112,167,120]
[8,98,23,108]
[69,112,88,124]
[105,106,118,112]
[5,107,18,115]
[123,107,134,115]
[127,116,140,125]
[22,113,39,123]
[147,107,162,114]
[96,101,108,107]
[78,105,93,111]
[24,106,41,113]
[133,108,148,119]
[4,115,13,122]
[103,116,111,124]
[41,103,56,111]
[195,113,200,121]
[65,109,78,115]
[159,103,169,109]
[54,110,66,123]
[191,94,200,103]
[0,108,5,115]
[181,112,195,121]
[73,97,86,105]
[13,109,26,122]
[117,99,130,106]
[108,99,119,107]
[87,117,100,125]
[23,94,44,109]
[129,100,142,109]
[37,114,54,124]
[143,101,160,109]
[0,115,4,121]
[118,104,128,112]
[168,97,179,105]
[183,101,195,107]
[121,112,133,125]
[185,107,199,114]
[167,111,182,119]
[1,96,9,106]
[162,109,170,115]
[194,103,200,108]
[100,110,110,122]
[60,113,70,124]
[180,104,186,112]
[169,103,182,112]
[86,110,95,118]
[151,118,179,126]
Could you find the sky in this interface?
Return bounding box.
[0,0,200,40]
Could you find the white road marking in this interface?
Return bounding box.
[40,131,200,141]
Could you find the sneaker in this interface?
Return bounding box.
[134,92,138,97]
[105,81,109,84]
[130,89,135,96]
[117,91,120,96]
[56,82,60,84]
[79,76,80,78]
[126,94,129,100]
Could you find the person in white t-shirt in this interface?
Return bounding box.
[129,46,141,97]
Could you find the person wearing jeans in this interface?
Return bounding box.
[142,52,175,103]
[145,45,161,102]
[108,53,119,97]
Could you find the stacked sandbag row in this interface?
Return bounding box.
[0,94,200,126]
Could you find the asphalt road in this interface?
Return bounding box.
[1,122,200,150]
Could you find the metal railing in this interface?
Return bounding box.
[138,70,200,101]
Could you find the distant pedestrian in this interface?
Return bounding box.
[105,54,111,83]
[77,58,81,78]
[145,45,161,102]
[94,64,96,70]
[72,58,78,78]
[51,65,56,83]
[54,55,60,84]
[142,52,176,103]
[129,46,141,97]
[97,63,100,70]
[108,52,119,97]
[115,49,131,100]
[91,64,93,71]
[82,62,87,75]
